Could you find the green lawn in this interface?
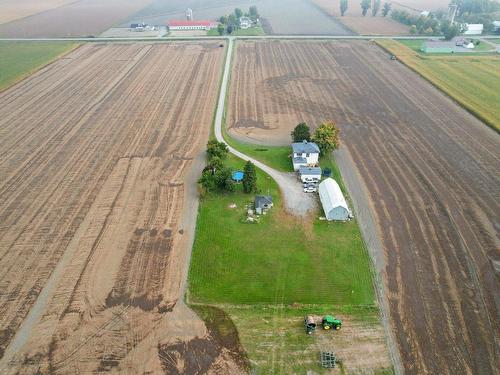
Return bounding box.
[207,25,265,36]
[398,38,495,53]
[377,39,500,132]
[189,153,374,305]
[232,26,265,36]
[0,41,78,90]
[486,38,500,44]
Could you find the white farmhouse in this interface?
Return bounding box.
[299,166,322,183]
[292,140,319,171]
[318,178,351,221]
[239,17,252,29]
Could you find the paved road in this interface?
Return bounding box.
[0,35,445,42]
[214,37,316,217]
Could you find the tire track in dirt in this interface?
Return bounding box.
[0,41,247,374]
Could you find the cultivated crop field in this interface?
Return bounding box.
[312,0,409,35]
[0,41,248,373]
[378,39,500,131]
[227,40,500,375]
[0,0,75,25]
[0,0,152,37]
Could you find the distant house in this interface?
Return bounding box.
[318,178,351,221]
[292,140,320,171]
[130,22,147,31]
[299,166,322,183]
[493,21,500,34]
[167,20,217,31]
[421,40,456,53]
[239,17,252,29]
[464,23,483,35]
[255,195,273,215]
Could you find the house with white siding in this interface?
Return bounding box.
[292,140,320,171]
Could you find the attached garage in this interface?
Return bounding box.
[318,178,351,221]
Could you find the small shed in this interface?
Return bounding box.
[299,166,322,183]
[318,178,350,221]
[255,195,273,215]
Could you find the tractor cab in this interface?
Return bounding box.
[304,316,317,335]
[322,315,342,330]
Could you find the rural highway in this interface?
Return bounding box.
[213,37,316,217]
[0,35,445,42]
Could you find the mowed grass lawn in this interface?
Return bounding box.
[378,39,500,132]
[188,154,374,305]
[0,41,78,90]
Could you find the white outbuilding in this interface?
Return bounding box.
[463,23,483,35]
[299,166,322,183]
[318,178,351,221]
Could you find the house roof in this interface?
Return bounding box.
[168,20,214,27]
[299,166,322,175]
[255,195,273,208]
[292,141,320,154]
[318,178,349,213]
[293,156,307,164]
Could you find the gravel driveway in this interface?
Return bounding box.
[214,38,317,217]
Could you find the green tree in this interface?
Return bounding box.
[249,5,259,20]
[360,0,371,16]
[291,122,311,142]
[227,25,234,34]
[441,21,460,40]
[199,170,217,192]
[227,14,237,26]
[206,140,228,159]
[234,8,243,18]
[372,0,381,16]
[312,121,340,155]
[242,161,257,193]
[340,0,348,16]
[216,167,235,192]
[217,24,225,35]
[219,15,228,24]
[207,155,224,172]
[409,24,417,34]
[382,2,391,16]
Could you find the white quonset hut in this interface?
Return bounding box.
[318,178,351,221]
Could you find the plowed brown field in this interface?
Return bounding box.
[0,0,152,37]
[227,40,500,375]
[0,42,246,374]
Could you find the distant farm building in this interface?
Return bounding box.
[255,195,273,215]
[239,17,252,29]
[318,178,351,221]
[167,20,217,31]
[299,166,322,183]
[493,21,500,34]
[463,23,483,35]
[292,140,320,171]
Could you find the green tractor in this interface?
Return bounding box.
[322,315,342,331]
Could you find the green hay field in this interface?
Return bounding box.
[377,39,500,132]
[0,41,78,90]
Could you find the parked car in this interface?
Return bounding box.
[303,184,317,193]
